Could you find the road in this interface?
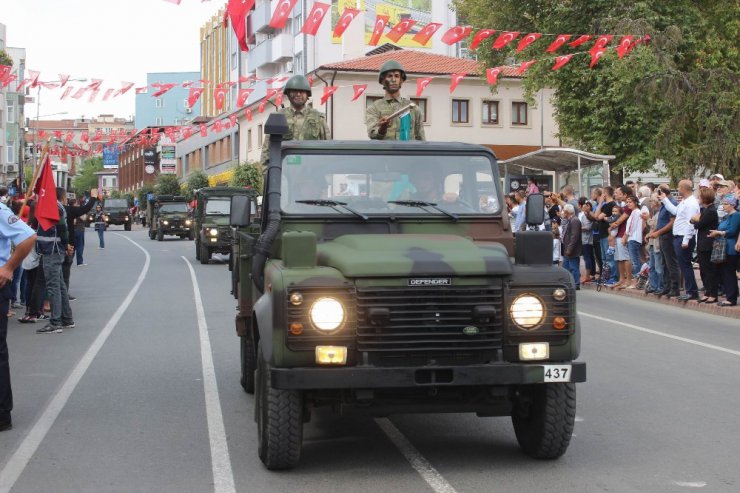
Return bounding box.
[2,228,739,493]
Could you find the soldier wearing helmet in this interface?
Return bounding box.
[365,59,425,141]
[260,74,331,165]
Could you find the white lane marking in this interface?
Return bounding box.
[182,257,235,493]
[579,312,740,358]
[672,480,707,488]
[0,234,150,493]
[375,418,458,493]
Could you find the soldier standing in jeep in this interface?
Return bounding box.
[366,60,425,141]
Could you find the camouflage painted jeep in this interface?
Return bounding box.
[231,114,586,470]
[147,195,193,241]
[194,187,257,264]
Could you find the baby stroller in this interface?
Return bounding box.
[635,262,650,290]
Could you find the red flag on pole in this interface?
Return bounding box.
[568,35,592,48]
[386,19,416,43]
[351,84,367,101]
[227,0,254,51]
[58,74,70,87]
[60,86,74,100]
[470,29,495,50]
[214,87,227,111]
[546,34,571,53]
[269,0,298,29]
[590,35,613,54]
[369,15,389,46]
[102,88,115,101]
[449,73,465,93]
[199,124,208,137]
[237,88,254,106]
[116,81,135,97]
[301,2,330,36]
[333,8,360,38]
[33,156,60,231]
[152,83,177,97]
[516,33,541,52]
[551,54,574,71]
[441,26,472,45]
[492,31,520,50]
[616,35,634,58]
[320,86,338,105]
[590,48,606,68]
[516,60,536,75]
[245,108,253,121]
[188,87,205,107]
[411,22,442,46]
[415,77,433,97]
[486,67,504,85]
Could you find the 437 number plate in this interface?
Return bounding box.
[543,365,571,382]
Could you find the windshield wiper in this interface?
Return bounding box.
[295,199,368,221]
[387,200,459,221]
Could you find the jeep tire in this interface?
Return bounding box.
[149,230,155,240]
[199,243,210,265]
[124,223,131,231]
[189,230,195,241]
[511,383,576,459]
[157,229,164,241]
[256,342,303,470]
[195,241,201,260]
[240,335,256,394]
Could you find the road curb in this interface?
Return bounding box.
[582,282,739,319]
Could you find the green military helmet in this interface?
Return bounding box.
[378,60,407,83]
[283,75,312,96]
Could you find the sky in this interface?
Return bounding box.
[2,0,225,123]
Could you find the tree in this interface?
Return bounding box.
[72,156,103,196]
[453,0,739,181]
[186,170,210,196]
[229,161,263,192]
[0,50,12,67]
[137,183,155,206]
[154,174,181,195]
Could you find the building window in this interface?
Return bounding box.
[184,98,190,109]
[248,129,252,150]
[482,101,499,125]
[452,99,469,124]
[6,140,15,163]
[155,117,164,125]
[257,124,263,146]
[6,100,14,123]
[155,98,164,108]
[512,102,528,126]
[410,98,428,123]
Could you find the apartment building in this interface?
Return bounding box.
[135,72,201,129]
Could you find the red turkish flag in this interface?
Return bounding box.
[492,31,520,49]
[0,65,10,80]
[551,54,574,70]
[183,127,193,139]
[27,70,41,88]
[135,86,148,94]
[53,130,63,140]
[102,88,115,101]
[245,108,253,121]
[87,79,103,91]
[415,77,433,97]
[470,29,495,50]
[188,87,204,107]
[93,129,103,141]
[38,130,47,139]
[72,87,87,99]
[486,67,504,85]
[369,15,389,46]
[214,87,227,110]
[269,0,298,29]
[589,48,606,68]
[182,81,194,88]
[412,22,442,46]
[65,131,74,143]
[386,18,416,43]
[237,88,254,106]
[351,84,367,101]
[516,33,541,52]
[301,2,329,36]
[616,35,634,59]
[152,83,177,97]
[275,92,284,107]
[441,25,472,45]
[239,75,256,84]
[33,157,60,231]
[227,0,254,51]
[81,132,89,143]
[333,8,360,38]
[320,86,339,105]
[199,124,208,137]
[88,88,100,102]
[258,100,268,113]
[60,86,74,100]
[590,35,613,54]
[568,35,592,48]
[213,120,223,133]
[546,34,571,53]
[265,88,279,100]
[116,81,135,96]
[449,73,465,93]
[229,114,237,127]
[516,60,536,75]
[58,74,70,87]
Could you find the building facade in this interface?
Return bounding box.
[200,7,232,117]
[134,72,202,129]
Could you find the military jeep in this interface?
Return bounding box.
[103,198,132,231]
[194,187,257,264]
[230,114,586,470]
[147,195,194,241]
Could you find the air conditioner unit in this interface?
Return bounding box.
[6,165,17,173]
[186,108,192,114]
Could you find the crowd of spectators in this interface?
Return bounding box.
[508,175,740,306]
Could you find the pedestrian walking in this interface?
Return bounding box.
[93,204,106,249]
[0,200,37,431]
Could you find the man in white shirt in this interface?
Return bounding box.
[660,180,701,300]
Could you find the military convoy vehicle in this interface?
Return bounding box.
[194,187,257,264]
[229,114,586,470]
[147,194,193,241]
[103,198,132,231]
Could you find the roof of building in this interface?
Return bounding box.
[317,49,520,78]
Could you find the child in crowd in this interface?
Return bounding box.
[552,224,562,266]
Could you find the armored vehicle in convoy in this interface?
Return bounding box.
[147,195,193,241]
[229,114,586,470]
[194,187,257,264]
[103,198,132,231]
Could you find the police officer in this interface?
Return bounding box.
[0,200,37,431]
[366,60,425,141]
[260,74,330,165]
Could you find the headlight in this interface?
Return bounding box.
[309,297,345,331]
[162,220,169,225]
[185,219,192,225]
[510,294,545,329]
[209,228,218,236]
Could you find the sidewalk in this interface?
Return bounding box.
[581,269,739,319]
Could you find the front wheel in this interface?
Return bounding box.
[256,342,303,470]
[199,243,210,265]
[124,223,131,231]
[195,241,201,260]
[156,229,164,241]
[240,335,256,394]
[511,383,576,459]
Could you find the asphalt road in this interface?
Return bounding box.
[1,227,739,493]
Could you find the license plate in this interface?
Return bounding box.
[543,365,571,383]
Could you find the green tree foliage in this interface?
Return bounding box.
[155,174,181,196]
[0,50,13,67]
[186,170,210,196]
[229,161,264,192]
[453,0,739,181]
[72,156,103,196]
[137,184,155,206]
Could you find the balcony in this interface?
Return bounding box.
[271,32,293,62]
[250,40,273,70]
[252,0,275,34]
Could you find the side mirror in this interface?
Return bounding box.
[230,195,251,227]
[525,193,545,226]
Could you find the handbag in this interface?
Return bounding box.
[710,236,727,264]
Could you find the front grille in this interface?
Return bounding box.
[356,284,504,365]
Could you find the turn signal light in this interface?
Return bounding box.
[289,322,303,335]
[316,346,347,365]
[553,317,567,330]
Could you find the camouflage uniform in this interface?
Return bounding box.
[260,106,330,165]
[366,95,425,141]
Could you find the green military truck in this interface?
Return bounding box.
[103,198,132,231]
[230,114,586,470]
[194,187,258,264]
[147,194,194,241]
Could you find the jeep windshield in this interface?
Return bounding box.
[205,199,231,215]
[105,199,128,210]
[280,153,500,216]
[159,203,188,213]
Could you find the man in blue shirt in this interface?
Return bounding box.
[0,201,37,431]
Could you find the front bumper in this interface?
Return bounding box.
[270,361,586,390]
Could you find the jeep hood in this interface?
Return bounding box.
[316,234,512,277]
[202,216,230,226]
